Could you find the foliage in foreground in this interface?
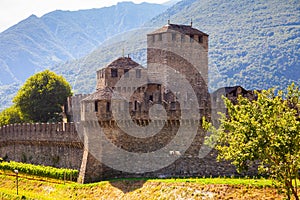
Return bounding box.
[203,83,300,200]
[0,161,78,181]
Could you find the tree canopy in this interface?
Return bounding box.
[203,83,300,200]
[13,70,72,123]
[0,105,23,127]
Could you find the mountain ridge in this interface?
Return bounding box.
[0,2,168,85]
[52,0,300,95]
[0,1,168,110]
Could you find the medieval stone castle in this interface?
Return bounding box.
[0,23,256,183]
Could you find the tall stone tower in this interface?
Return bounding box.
[147,22,208,84]
[146,22,210,116]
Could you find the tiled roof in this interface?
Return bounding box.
[148,23,208,36]
[105,57,140,69]
[82,87,125,102]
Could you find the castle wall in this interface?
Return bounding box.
[0,123,83,169]
[78,121,258,183]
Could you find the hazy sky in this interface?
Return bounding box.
[0,0,167,32]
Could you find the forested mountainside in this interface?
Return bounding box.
[0,2,167,85]
[54,0,299,95]
[148,0,300,90]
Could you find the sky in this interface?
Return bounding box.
[0,0,167,32]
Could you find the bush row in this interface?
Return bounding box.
[0,161,78,181]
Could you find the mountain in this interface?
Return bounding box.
[0,2,168,86]
[53,0,300,94]
[0,2,168,111]
[51,28,151,94]
[148,0,300,90]
[162,0,182,6]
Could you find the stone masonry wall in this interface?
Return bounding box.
[0,121,257,183]
[78,120,258,183]
[0,123,83,169]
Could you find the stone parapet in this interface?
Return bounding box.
[0,122,83,170]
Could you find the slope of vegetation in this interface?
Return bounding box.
[53,0,300,95]
[0,172,285,200]
[149,0,300,91]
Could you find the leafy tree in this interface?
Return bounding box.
[203,83,300,200]
[13,70,72,123]
[0,105,23,126]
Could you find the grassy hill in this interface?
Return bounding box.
[53,0,300,95]
[0,173,284,199]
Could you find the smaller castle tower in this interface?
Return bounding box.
[96,56,141,90]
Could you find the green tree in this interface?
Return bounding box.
[13,70,72,123]
[0,105,23,126]
[203,83,300,200]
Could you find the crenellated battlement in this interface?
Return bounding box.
[0,122,83,170]
[0,122,81,145]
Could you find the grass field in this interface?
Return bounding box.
[0,170,286,200]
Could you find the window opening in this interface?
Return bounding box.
[106,102,110,112]
[94,101,98,112]
[111,69,118,77]
[172,33,176,41]
[136,69,141,78]
[190,35,194,43]
[124,69,129,77]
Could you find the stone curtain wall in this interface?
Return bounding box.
[0,121,258,182]
[0,123,83,170]
[78,120,258,183]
